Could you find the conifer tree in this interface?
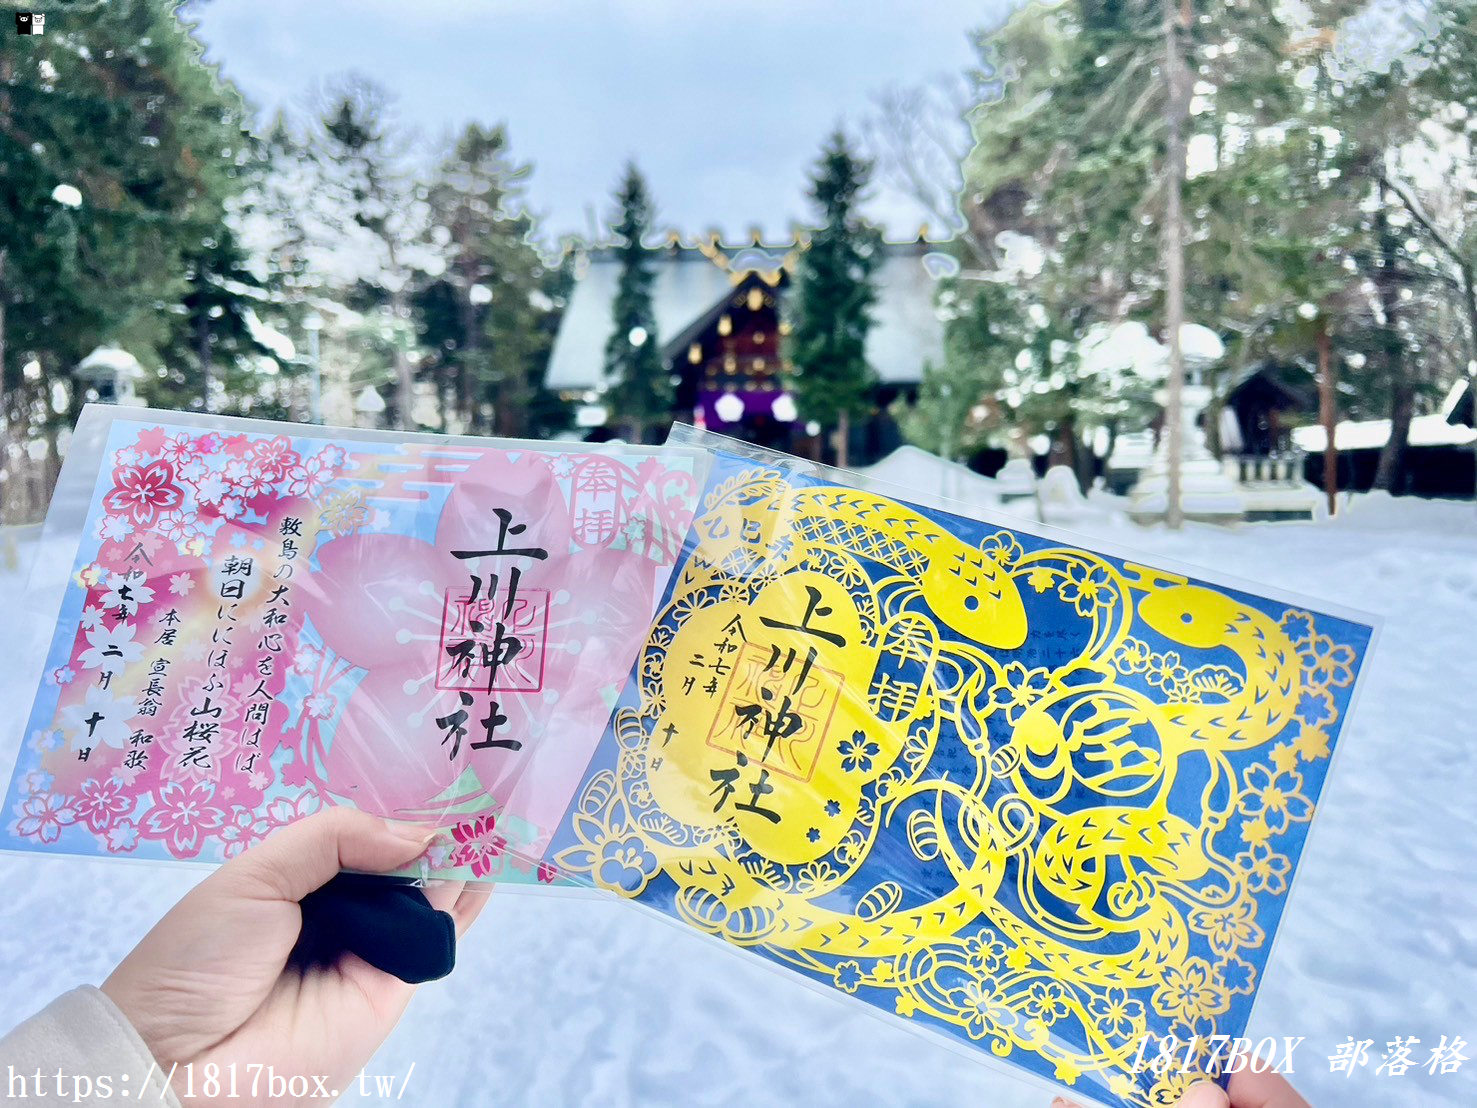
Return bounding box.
[789,130,880,468]
[602,163,668,443]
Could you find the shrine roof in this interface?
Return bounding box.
[545,238,950,391]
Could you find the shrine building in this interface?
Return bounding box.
[545,230,951,461]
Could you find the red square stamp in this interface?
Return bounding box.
[706,640,842,783]
[437,588,549,693]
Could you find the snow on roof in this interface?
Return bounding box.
[76,345,143,378]
[545,240,946,391]
[243,309,296,362]
[1293,413,1477,452]
[855,445,1001,508]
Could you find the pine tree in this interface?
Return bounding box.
[0,0,253,520]
[145,225,282,416]
[789,130,880,468]
[313,77,425,429]
[419,123,557,437]
[602,163,668,443]
[898,277,1024,462]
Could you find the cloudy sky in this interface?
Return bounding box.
[190,0,1015,244]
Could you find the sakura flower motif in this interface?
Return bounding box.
[251,435,301,481]
[155,509,198,547]
[11,792,78,844]
[303,692,338,720]
[425,842,454,869]
[178,458,208,483]
[60,684,138,751]
[101,570,155,617]
[49,667,75,686]
[224,457,275,499]
[168,572,195,597]
[218,805,270,858]
[536,861,558,884]
[77,620,144,675]
[159,432,202,468]
[22,769,55,794]
[144,781,225,858]
[292,645,322,675]
[111,760,146,788]
[285,453,331,498]
[73,777,133,833]
[989,661,1053,724]
[102,459,183,525]
[29,727,62,753]
[79,564,106,588]
[1059,561,1113,616]
[106,819,140,854]
[220,496,245,520]
[193,473,229,506]
[196,432,224,454]
[838,731,881,774]
[450,815,508,878]
[1237,764,1314,834]
[114,448,141,467]
[98,514,135,543]
[621,515,648,544]
[265,791,322,829]
[78,605,106,631]
[247,770,271,791]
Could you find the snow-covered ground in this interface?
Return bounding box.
[1,490,1474,1108]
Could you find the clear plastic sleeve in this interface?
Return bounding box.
[528,424,1381,1107]
[1,405,707,885]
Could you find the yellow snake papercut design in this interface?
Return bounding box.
[552,461,1370,1107]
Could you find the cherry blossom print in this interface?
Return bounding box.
[102,458,184,525]
[11,792,78,843]
[250,435,301,480]
[73,777,133,833]
[76,620,144,675]
[105,819,140,853]
[143,780,224,858]
[59,684,137,751]
[101,569,155,617]
[450,814,508,878]
[4,419,694,879]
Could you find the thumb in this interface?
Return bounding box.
[1175,1082,1231,1108]
[214,808,434,903]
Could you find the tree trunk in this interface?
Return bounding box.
[1161,0,1191,529]
[384,234,415,431]
[835,411,851,469]
[197,309,214,413]
[1316,317,1338,516]
[1372,192,1412,494]
[1373,379,1414,494]
[391,289,414,431]
[0,246,8,448]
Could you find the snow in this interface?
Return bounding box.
[243,307,297,362]
[857,445,1002,507]
[75,346,144,380]
[1293,414,1477,452]
[2,491,1476,1107]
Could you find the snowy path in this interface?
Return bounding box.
[2,495,1474,1107]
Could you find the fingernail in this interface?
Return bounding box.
[1051,1098,1084,1108]
[386,821,435,847]
[1176,1082,1230,1108]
